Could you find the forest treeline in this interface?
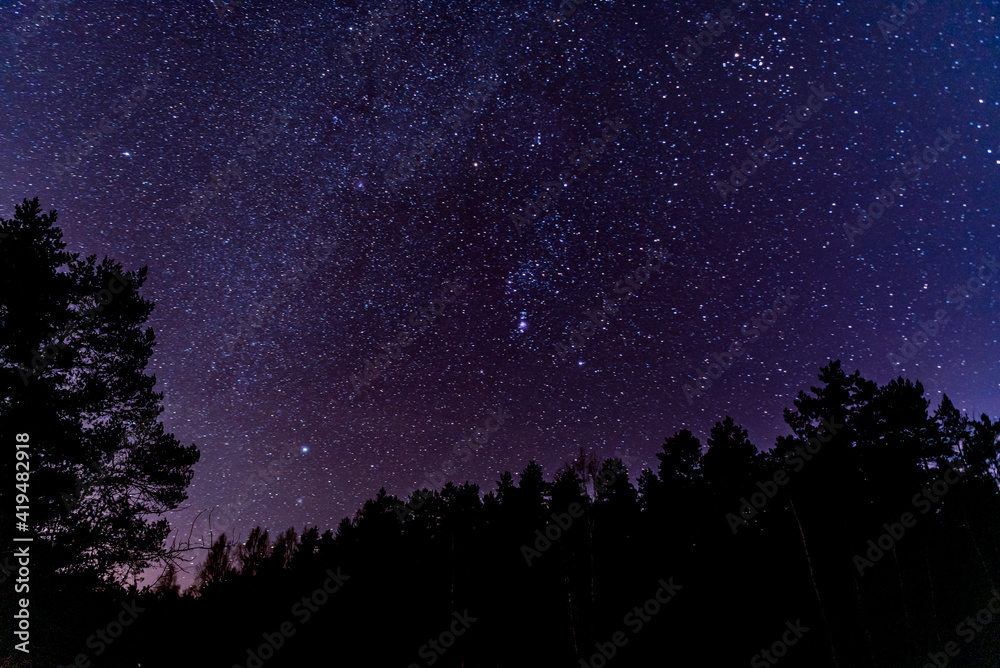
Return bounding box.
[82,363,1000,668]
[2,200,999,667]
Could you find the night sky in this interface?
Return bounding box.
[2,0,998,586]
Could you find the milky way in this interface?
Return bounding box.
[2,0,997,584]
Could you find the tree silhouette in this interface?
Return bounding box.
[0,197,199,587]
[701,416,762,502]
[153,561,181,599]
[268,526,298,572]
[195,532,235,595]
[656,428,702,493]
[236,525,271,578]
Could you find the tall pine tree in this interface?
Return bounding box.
[0,198,200,587]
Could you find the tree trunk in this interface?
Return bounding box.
[890,546,914,647]
[850,573,879,668]
[923,543,941,646]
[789,494,840,668]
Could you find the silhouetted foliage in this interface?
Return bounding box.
[77,363,998,668]
[3,204,999,667]
[0,198,200,588]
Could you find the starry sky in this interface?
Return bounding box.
[2,0,998,585]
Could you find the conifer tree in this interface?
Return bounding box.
[0,198,200,586]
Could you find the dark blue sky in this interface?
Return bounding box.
[2,0,997,585]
